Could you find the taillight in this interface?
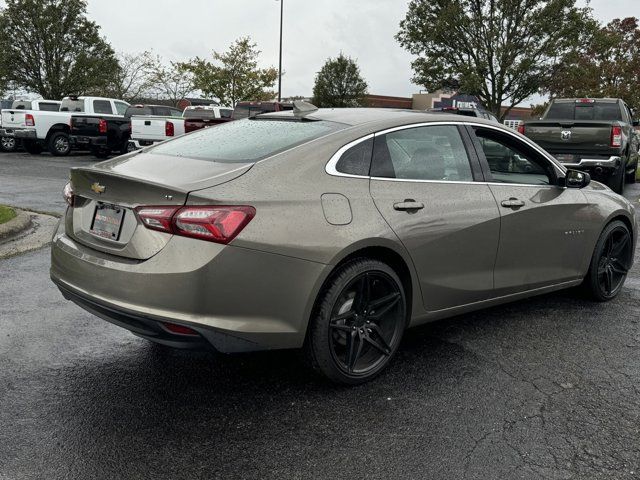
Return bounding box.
[135,205,255,244]
[63,181,74,207]
[98,119,107,134]
[165,121,174,137]
[517,124,525,135]
[25,113,35,127]
[611,126,622,148]
[136,206,177,233]
[162,322,199,336]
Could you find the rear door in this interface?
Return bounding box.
[369,123,500,311]
[469,125,592,295]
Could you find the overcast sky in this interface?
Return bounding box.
[9,0,638,103]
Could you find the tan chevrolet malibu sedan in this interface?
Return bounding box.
[50,105,637,384]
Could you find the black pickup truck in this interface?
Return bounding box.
[69,99,131,159]
[521,98,639,193]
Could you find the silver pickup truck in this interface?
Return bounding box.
[521,98,639,194]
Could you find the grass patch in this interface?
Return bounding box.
[0,205,17,225]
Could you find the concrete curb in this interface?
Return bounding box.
[0,211,59,259]
[0,209,32,240]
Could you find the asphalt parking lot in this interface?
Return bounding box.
[1,150,640,479]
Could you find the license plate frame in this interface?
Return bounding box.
[90,204,125,241]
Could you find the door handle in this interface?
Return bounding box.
[501,198,525,208]
[393,200,425,211]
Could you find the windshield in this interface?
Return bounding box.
[150,119,345,163]
[545,102,622,121]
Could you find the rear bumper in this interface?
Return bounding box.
[70,135,107,147]
[0,127,37,139]
[129,139,159,149]
[561,156,621,170]
[50,222,329,352]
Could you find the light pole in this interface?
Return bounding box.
[277,0,283,102]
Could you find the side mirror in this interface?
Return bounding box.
[563,169,591,189]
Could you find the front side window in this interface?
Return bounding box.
[371,125,474,181]
[93,100,113,115]
[474,128,553,185]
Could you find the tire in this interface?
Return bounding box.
[582,220,633,302]
[23,140,43,155]
[304,258,407,384]
[91,147,110,159]
[606,168,625,194]
[120,137,132,155]
[47,132,71,156]
[0,136,17,152]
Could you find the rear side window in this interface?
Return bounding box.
[170,108,183,117]
[114,102,129,115]
[151,119,344,163]
[220,108,233,118]
[39,102,60,111]
[93,100,113,115]
[371,125,473,181]
[335,138,373,176]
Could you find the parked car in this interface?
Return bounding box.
[428,105,499,122]
[0,99,61,153]
[183,106,233,133]
[0,96,129,156]
[232,101,293,119]
[69,98,131,158]
[520,98,640,193]
[129,105,233,150]
[51,106,637,384]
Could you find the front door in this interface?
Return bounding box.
[369,124,501,312]
[469,126,592,295]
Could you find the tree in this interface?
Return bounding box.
[544,17,640,112]
[104,51,161,103]
[0,0,119,99]
[312,54,368,107]
[178,37,278,106]
[147,62,196,106]
[396,0,595,120]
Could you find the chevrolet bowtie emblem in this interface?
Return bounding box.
[91,182,106,194]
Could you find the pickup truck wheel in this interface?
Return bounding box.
[606,168,625,194]
[0,136,17,152]
[23,140,43,155]
[91,147,110,159]
[48,132,71,156]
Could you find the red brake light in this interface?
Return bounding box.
[136,205,255,244]
[98,119,107,134]
[174,206,255,244]
[25,113,35,127]
[576,98,595,103]
[165,121,174,137]
[517,124,525,134]
[63,181,74,207]
[162,322,199,336]
[136,206,178,233]
[611,126,622,148]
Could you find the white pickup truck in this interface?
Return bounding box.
[0,99,61,152]
[129,105,233,150]
[0,96,129,156]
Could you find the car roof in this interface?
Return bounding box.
[258,108,498,130]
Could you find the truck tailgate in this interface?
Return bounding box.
[131,116,184,142]
[1,110,28,129]
[71,116,103,136]
[525,121,615,155]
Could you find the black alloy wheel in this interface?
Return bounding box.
[306,259,406,384]
[0,136,16,152]
[584,220,633,301]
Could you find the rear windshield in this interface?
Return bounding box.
[125,106,152,118]
[11,101,31,110]
[151,119,344,163]
[183,109,216,119]
[60,99,84,112]
[545,102,622,121]
[39,102,60,111]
